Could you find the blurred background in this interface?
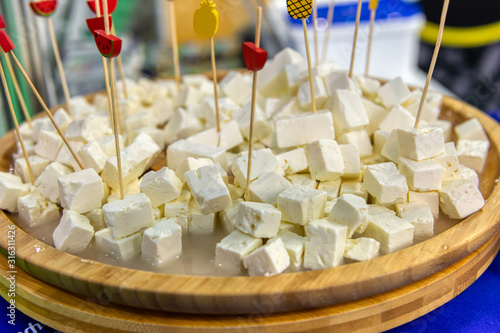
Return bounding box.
[0,0,499,136]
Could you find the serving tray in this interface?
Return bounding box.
[0,95,499,315]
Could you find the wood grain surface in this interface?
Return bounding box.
[0,95,499,315]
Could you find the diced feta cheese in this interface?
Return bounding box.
[378,105,415,133]
[53,210,94,254]
[166,139,227,171]
[356,76,381,98]
[18,192,60,227]
[381,129,400,163]
[176,85,205,107]
[95,228,142,260]
[232,103,272,141]
[34,162,72,203]
[216,229,262,269]
[125,110,154,133]
[163,108,203,144]
[454,118,488,142]
[220,71,252,105]
[458,165,479,187]
[78,141,108,174]
[325,70,358,93]
[340,181,369,201]
[362,98,388,135]
[398,157,444,191]
[279,221,305,236]
[368,204,396,216]
[140,167,182,207]
[269,231,305,269]
[305,139,345,181]
[34,130,63,161]
[220,198,243,233]
[318,179,341,200]
[189,200,216,234]
[231,148,280,187]
[344,237,380,262]
[395,202,434,242]
[64,116,110,143]
[408,190,440,218]
[284,62,308,94]
[186,120,244,150]
[364,214,414,255]
[243,238,290,276]
[278,148,309,174]
[304,219,347,270]
[377,76,411,109]
[163,190,191,232]
[58,169,103,214]
[175,157,214,184]
[338,130,373,158]
[397,126,445,161]
[56,141,84,171]
[14,155,50,183]
[339,144,361,178]
[249,172,291,206]
[297,76,328,110]
[275,111,335,148]
[102,193,155,239]
[96,135,124,157]
[364,162,408,204]
[285,174,317,188]
[439,179,485,219]
[331,89,369,134]
[432,142,460,181]
[456,139,490,173]
[277,185,327,225]
[373,130,389,155]
[328,194,369,237]
[142,218,182,264]
[236,201,281,238]
[83,209,106,231]
[185,164,231,214]
[431,120,453,142]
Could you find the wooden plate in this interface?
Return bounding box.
[0,96,499,315]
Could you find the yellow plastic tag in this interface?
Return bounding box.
[369,0,379,11]
[193,0,219,38]
[287,0,313,20]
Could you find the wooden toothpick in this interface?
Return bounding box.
[0,56,34,184]
[364,0,378,77]
[47,17,73,116]
[414,0,449,129]
[349,0,363,79]
[2,53,31,128]
[321,0,336,64]
[111,24,128,99]
[169,0,181,89]
[313,1,319,66]
[210,38,221,133]
[303,19,317,114]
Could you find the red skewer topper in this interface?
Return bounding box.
[242,42,267,72]
[87,0,118,15]
[86,16,113,34]
[0,30,15,53]
[29,0,58,17]
[93,30,122,58]
[0,14,6,29]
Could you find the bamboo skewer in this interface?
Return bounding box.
[321,0,336,64]
[210,37,221,133]
[0,57,34,184]
[244,6,263,202]
[2,53,31,128]
[47,17,73,116]
[364,2,377,77]
[9,52,85,170]
[110,23,128,99]
[349,0,363,79]
[169,0,181,89]
[414,0,449,129]
[303,19,317,114]
[313,1,319,66]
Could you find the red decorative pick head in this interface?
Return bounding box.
[86,16,113,34]
[0,14,6,29]
[242,42,268,72]
[93,30,122,58]
[29,1,58,17]
[87,0,118,15]
[0,30,15,53]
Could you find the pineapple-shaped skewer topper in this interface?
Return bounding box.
[287,0,313,20]
[194,0,219,38]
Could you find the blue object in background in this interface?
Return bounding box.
[486,110,500,123]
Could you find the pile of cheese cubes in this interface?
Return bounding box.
[0,47,489,276]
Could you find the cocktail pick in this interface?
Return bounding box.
[313,1,319,66]
[242,6,267,201]
[168,0,181,90]
[348,0,362,79]
[287,0,316,113]
[0,30,85,170]
[414,0,450,129]
[321,0,336,64]
[29,0,73,116]
[365,0,378,77]
[194,0,221,132]
[0,53,34,184]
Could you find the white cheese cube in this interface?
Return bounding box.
[14,155,50,183]
[102,193,155,239]
[219,71,252,105]
[220,198,243,233]
[339,144,361,178]
[53,210,94,254]
[78,141,108,174]
[231,148,280,187]
[439,179,485,219]
[18,192,60,227]
[318,179,341,200]
[305,139,345,181]
[378,105,416,133]
[285,174,317,189]
[364,214,414,255]
[199,97,236,125]
[34,130,63,161]
[31,118,53,141]
[458,165,479,187]
[106,178,142,203]
[34,162,72,203]
[228,183,244,200]
[395,202,434,242]
[185,164,231,214]
[166,139,226,171]
[278,148,309,175]
[356,76,381,98]
[142,218,182,264]
[140,167,182,207]
[236,201,281,238]
[344,237,380,262]
[149,96,174,125]
[331,90,369,134]
[279,221,304,236]
[13,139,35,161]
[297,76,328,110]
[83,209,106,231]
[377,76,411,109]
[56,141,84,171]
[131,133,162,169]
[368,204,396,217]
[125,110,153,132]
[216,229,262,269]
[456,139,490,173]
[432,142,460,181]
[284,62,308,94]
[397,126,445,161]
[275,111,335,148]
[362,98,388,135]
[249,172,291,206]
[189,200,216,234]
[373,130,389,155]
[304,219,347,270]
[398,157,444,191]
[263,96,290,119]
[58,169,103,214]
[364,162,408,204]
[340,181,369,201]
[408,191,440,218]
[431,120,453,142]
[277,185,327,225]
[186,120,243,151]
[233,103,272,141]
[175,157,213,184]
[0,172,30,213]
[302,111,336,144]
[381,129,401,163]
[325,70,358,93]
[454,118,488,142]
[176,85,205,107]
[269,231,305,269]
[243,238,290,276]
[328,194,369,237]
[95,228,142,260]
[127,127,166,150]
[163,190,191,232]
[64,116,110,143]
[338,130,373,158]
[97,135,124,157]
[163,108,203,144]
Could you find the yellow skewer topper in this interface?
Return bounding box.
[369,0,379,10]
[193,0,219,38]
[287,0,313,20]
